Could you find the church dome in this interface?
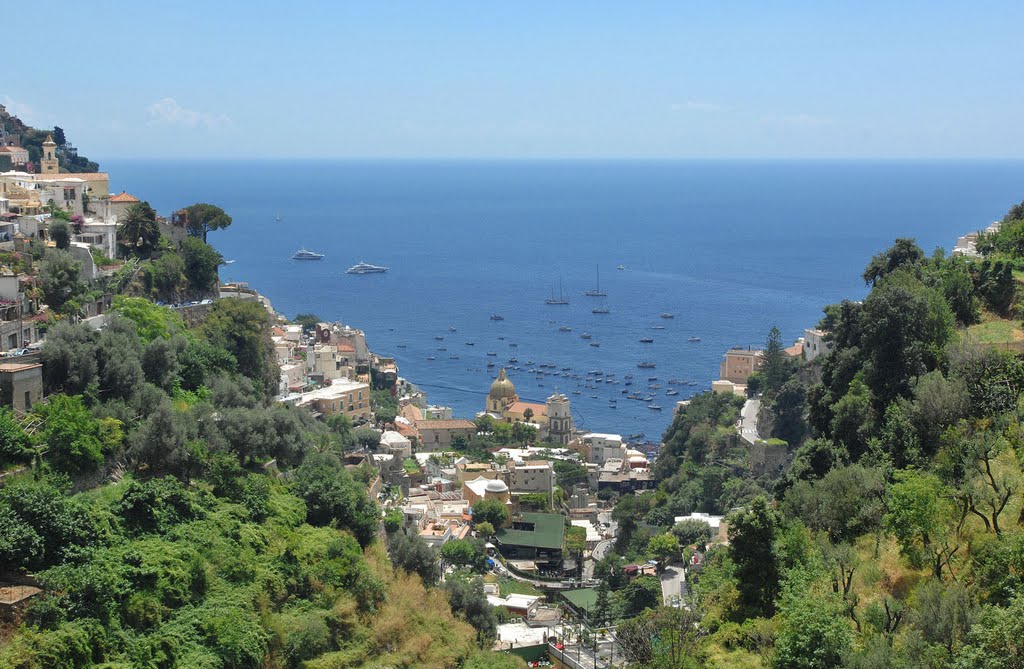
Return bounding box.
[489,368,516,400]
[485,479,509,493]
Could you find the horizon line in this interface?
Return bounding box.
[95,155,1024,162]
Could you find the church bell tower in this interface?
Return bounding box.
[41,134,58,174]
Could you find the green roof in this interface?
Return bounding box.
[562,588,598,612]
[495,512,565,550]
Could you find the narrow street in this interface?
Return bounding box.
[659,563,685,604]
[739,398,761,445]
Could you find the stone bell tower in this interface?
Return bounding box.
[41,134,58,174]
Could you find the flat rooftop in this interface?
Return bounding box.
[496,512,565,550]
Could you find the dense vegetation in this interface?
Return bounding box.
[1,239,522,668]
[0,110,99,172]
[600,199,1024,668]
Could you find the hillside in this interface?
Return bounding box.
[598,199,1024,668]
[0,107,99,173]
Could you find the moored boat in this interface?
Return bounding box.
[292,248,324,260]
[346,261,388,274]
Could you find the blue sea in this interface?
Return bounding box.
[101,159,1024,441]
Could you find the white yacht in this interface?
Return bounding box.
[292,248,324,260]
[346,261,388,274]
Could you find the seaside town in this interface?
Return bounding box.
[5,82,1024,668]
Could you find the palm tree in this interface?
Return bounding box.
[116,202,160,257]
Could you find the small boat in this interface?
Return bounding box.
[688,336,701,342]
[666,390,679,396]
[572,390,581,395]
[497,336,505,340]
[580,332,592,340]
[637,362,656,369]
[648,376,658,381]
[617,265,626,271]
[396,344,407,348]
[559,326,572,332]
[628,432,645,440]
[465,342,475,346]
[509,343,518,348]
[562,367,571,371]
[652,325,666,330]
[437,347,447,351]
[487,361,495,367]
[434,336,444,340]
[426,356,436,361]
[449,354,460,360]
[491,315,505,321]
[660,313,674,319]
[584,265,607,297]
[346,261,388,274]
[639,337,654,343]
[592,307,609,314]
[449,326,457,332]
[648,404,663,411]
[545,277,570,305]
[487,352,497,356]
[590,342,600,347]
[509,357,519,363]
[292,248,324,260]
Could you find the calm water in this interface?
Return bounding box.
[101,159,1024,440]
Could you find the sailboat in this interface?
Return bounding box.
[545,277,569,305]
[584,265,607,297]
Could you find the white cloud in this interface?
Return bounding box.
[1,96,38,121]
[146,97,231,129]
[670,100,732,112]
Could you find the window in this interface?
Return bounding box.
[24,390,31,410]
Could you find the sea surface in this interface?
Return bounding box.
[101,159,1024,441]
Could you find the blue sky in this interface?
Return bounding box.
[6,1,1024,159]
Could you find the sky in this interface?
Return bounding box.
[6,1,1024,159]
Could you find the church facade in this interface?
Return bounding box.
[484,368,574,444]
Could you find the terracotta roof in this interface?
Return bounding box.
[415,419,476,430]
[337,343,356,353]
[784,343,804,358]
[396,422,420,439]
[109,191,140,203]
[0,146,27,154]
[401,404,423,422]
[506,401,547,416]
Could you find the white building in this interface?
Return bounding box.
[673,512,726,543]
[379,430,412,459]
[508,461,555,506]
[802,328,831,363]
[279,378,371,422]
[579,432,625,465]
